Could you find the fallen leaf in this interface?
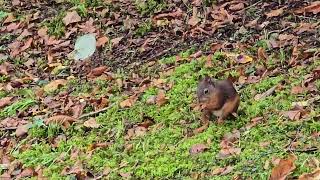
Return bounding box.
[257,47,268,61]
[43,79,67,93]
[156,90,167,106]
[291,86,305,94]
[88,142,112,151]
[111,36,123,46]
[282,110,301,120]
[223,52,253,64]
[45,115,77,129]
[188,7,199,26]
[189,144,209,155]
[270,154,297,180]
[265,8,284,18]
[83,118,100,128]
[120,95,138,108]
[289,46,300,66]
[20,38,33,52]
[63,11,81,26]
[88,66,108,77]
[295,1,320,14]
[217,148,241,159]
[299,168,320,180]
[153,8,183,20]
[119,172,131,178]
[137,118,155,129]
[96,36,109,47]
[146,95,156,105]
[102,167,111,176]
[0,97,13,108]
[16,124,30,137]
[211,166,234,175]
[229,3,244,11]
[16,167,35,179]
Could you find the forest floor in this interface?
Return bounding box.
[0,0,320,179]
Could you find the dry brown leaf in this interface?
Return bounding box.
[211,166,234,176]
[156,90,167,106]
[0,97,13,108]
[20,38,33,52]
[63,11,81,26]
[111,36,123,46]
[295,1,320,14]
[217,148,241,159]
[45,115,77,129]
[188,7,199,26]
[153,8,183,20]
[146,95,156,105]
[270,154,297,180]
[43,79,67,93]
[16,167,35,179]
[189,144,209,155]
[15,124,29,137]
[120,95,138,108]
[299,168,320,180]
[83,118,100,128]
[88,66,108,77]
[282,110,301,120]
[265,8,284,18]
[291,86,305,94]
[137,118,155,129]
[289,46,300,66]
[257,47,268,61]
[229,3,244,11]
[96,36,109,47]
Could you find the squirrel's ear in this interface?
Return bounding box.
[204,76,212,83]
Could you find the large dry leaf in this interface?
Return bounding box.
[189,144,209,155]
[270,154,296,180]
[282,110,301,120]
[45,115,77,129]
[223,52,253,64]
[120,95,138,108]
[211,166,234,175]
[0,97,13,108]
[295,1,320,14]
[153,8,183,20]
[43,79,67,93]
[265,8,284,18]
[83,118,100,128]
[291,86,305,94]
[96,36,109,47]
[88,66,108,77]
[63,11,81,26]
[156,90,167,106]
[15,124,30,137]
[20,38,33,53]
[299,168,320,180]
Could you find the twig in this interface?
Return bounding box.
[78,103,117,119]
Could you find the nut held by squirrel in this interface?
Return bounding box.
[197,76,240,125]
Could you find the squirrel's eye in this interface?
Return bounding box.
[204,88,209,94]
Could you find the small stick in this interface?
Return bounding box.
[78,103,117,119]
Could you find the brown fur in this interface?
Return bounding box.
[197,76,240,125]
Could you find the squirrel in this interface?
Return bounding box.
[197,76,240,125]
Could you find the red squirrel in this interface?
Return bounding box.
[197,76,240,125]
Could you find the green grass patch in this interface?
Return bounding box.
[11,52,320,179]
